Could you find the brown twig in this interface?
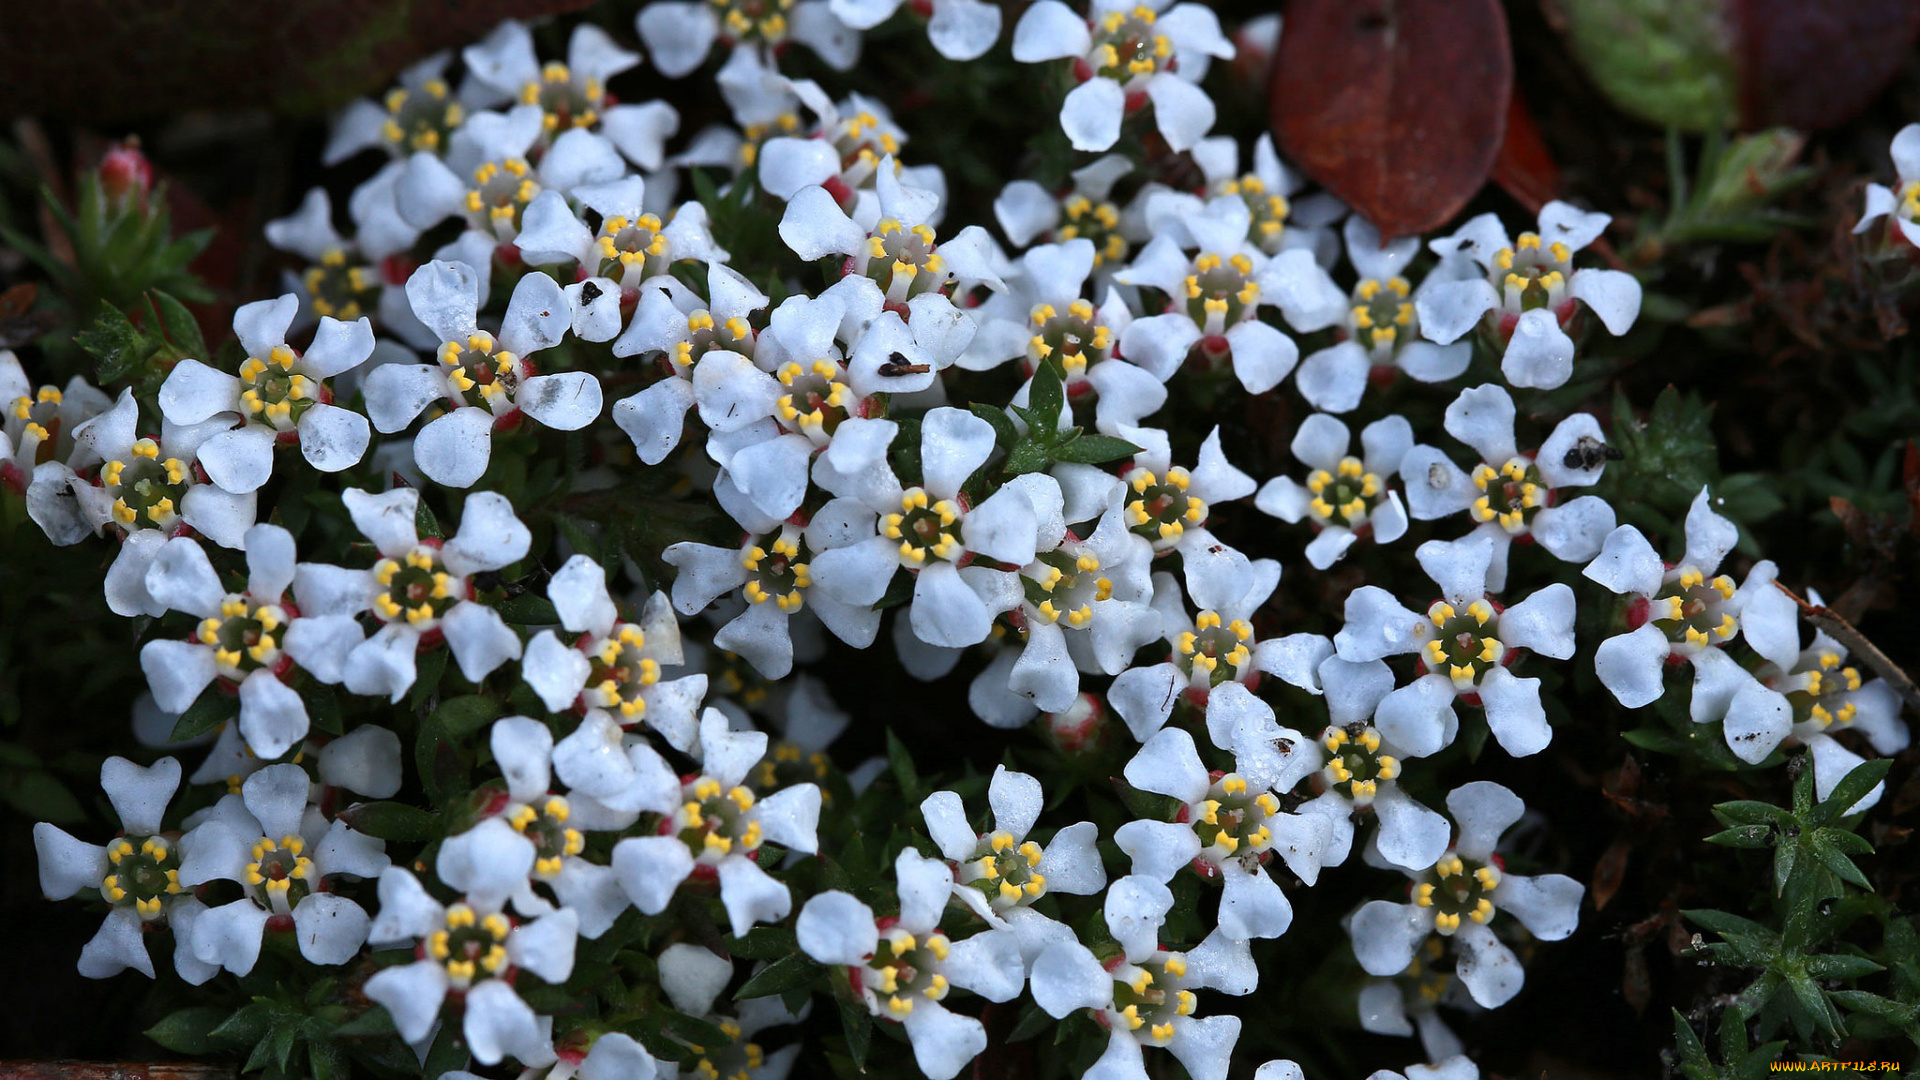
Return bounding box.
[1772,579,1920,711]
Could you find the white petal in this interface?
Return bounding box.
[1496,872,1583,941]
[140,640,217,714]
[1477,668,1553,757]
[1145,73,1215,152]
[942,928,1024,1001]
[796,890,878,964]
[1124,726,1209,803]
[1415,279,1497,345]
[1333,586,1425,662]
[507,907,579,984]
[362,363,445,433]
[438,818,536,909]
[292,892,371,965]
[1060,78,1125,152]
[518,372,604,431]
[102,755,181,835]
[238,671,309,761]
[1501,308,1575,390]
[1532,497,1616,565]
[910,562,993,648]
[1373,676,1457,759]
[902,1000,987,1080]
[414,407,494,488]
[33,823,107,900]
[1349,900,1430,976]
[1447,780,1524,863]
[1443,383,1518,465]
[1721,679,1792,764]
[612,379,696,465]
[779,185,866,260]
[1683,485,1740,572]
[1012,0,1091,60]
[189,897,270,975]
[1113,819,1201,883]
[1585,525,1665,597]
[1569,268,1641,336]
[441,601,523,682]
[158,359,241,425]
[612,835,695,913]
[1294,341,1369,413]
[1454,921,1525,1007]
[1031,941,1109,1017]
[1372,785,1451,872]
[197,426,276,495]
[463,979,543,1066]
[364,960,449,1044]
[896,847,956,933]
[1225,319,1298,394]
[1217,862,1291,940]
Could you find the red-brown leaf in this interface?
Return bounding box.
[1591,837,1630,911]
[1735,0,1920,130]
[1490,89,1560,216]
[1270,0,1513,239]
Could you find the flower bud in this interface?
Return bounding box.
[98,139,153,213]
[1041,692,1111,755]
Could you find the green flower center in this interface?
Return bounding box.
[101,834,183,920]
[1413,853,1501,936]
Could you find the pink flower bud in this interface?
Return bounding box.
[99,140,153,211]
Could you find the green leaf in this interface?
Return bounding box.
[145,1006,233,1054]
[301,679,343,736]
[1711,800,1784,827]
[1704,824,1773,849]
[730,925,799,961]
[1027,362,1065,432]
[886,729,922,803]
[335,802,441,842]
[172,688,240,742]
[1807,831,1873,891]
[432,694,504,737]
[415,494,443,540]
[1670,1009,1715,1080]
[1006,1000,1056,1043]
[410,648,450,711]
[75,303,148,383]
[1807,758,1892,826]
[1772,835,1799,897]
[308,1037,348,1080]
[658,1010,730,1050]
[147,289,206,358]
[0,769,85,822]
[1683,908,1776,940]
[1805,953,1883,980]
[733,953,822,1000]
[421,1018,470,1077]
[1003,440,1052,476]
[494,593,561,625]
[837,994,873,1071]
[968,403,1017,449]
[1050,433,1141,465]
[209,1002,271,1046]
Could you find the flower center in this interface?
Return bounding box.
[1185,773,1278,864]
[372,544,463,629]
[598,214,672,287]
[426,903,512,989]
[1090,5,1172,81]
[1218,174,1290,253]
[1413,853,1500,935]
[1491,232,1571,313]
[1028,299,1114,378]
[1182,253,1260,336]
[671,307,755,371]
[1321,724,1399,806]
[742,532,811,613]
[775,360,855,440]
[245,835,315,915]
[1022,549,1109,628]
[1349,276,1412,357]
[684,1018,764,1080]
[303,248,379,322]
[508,796,585,880]
[1175,610,1253,687]
[1106,950,1196,1046]
[755,741,831,792]
[1055,196,1128,267]
[238,345,322,432]
[582,622,660,718]
[738,112,803,169]
[959,830,1047,911]
[864,927,952,1019]
[860,219,946,304]
[1469,458,1545,534]
[520,61,603,133]
[11,385,62,457]
[714,0,794,44]
[1647,566,1738,653]
[100,834,182,921]
[670,776,763,864]
[382,80,464,154]
[100,439,190,532]
[1420,600,1506,690]
[1123,466,1205,550]
[437,331,525,413]
[885,487,964,568]
[1789,651,1865,730]
[465,159,540,239]
[1306,456,1382,529]
[197,594,292,679]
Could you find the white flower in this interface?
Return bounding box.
[1855,124,1920,246]
[1349,782,1583,1009]
[1759,612,1909,814]
[323,52,467,165]
[1029,876,1245,1080]
[1106,546,1326,741]
[55,389,258,616]
[1416,201,1642,390]
[920,766,1106,960]
[1583,486,1798,762]
[364,260,601,487]
[176,763,384,977]
[1114,722,1330,940]
[1335,532,1577,758]
[1298,653,1453,873]
[666,522,880,680]
[655,944,802,1080]
[612,709,821,936]
[830,0,1001,59]
[291,486,528,702]
[610,265,771,464]
[138,527,360,759]
[514,174,725,292]
[397,104,626,245]
[956,240,1127,388]
[363,866,575,1067]
[4,353,114,545]
[1111,425,1255,555]
[1295,216,1473,413]
[1256,412,1412,570]
[1011,0,1233,153]
[758,88,945,211]
[462,20,681,169]
[157,295,373,493]
[808,407,1053,650]
[797,848,1025,1080]
[637,0,861,79]
[994,154,1138,256]
[1116,197,1309,392]
[33,756,214,982]
[1399,384,1617,589]
[265,187,430,347]
[521,553,705,751]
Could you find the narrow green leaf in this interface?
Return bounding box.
[1028,362,1064,432]
[147,289,207,358]
[1704,824,1773,849]
[1050,433,1141,465]
[886,729,922,802]
[1670,1009,1714,1080]
[968,403,1017,449]
[838,995,872,1071]
[1807,832,1872,890]
[432,694,504,737]
[1003,441,1051,476]
[1804,953,1883,980]
[172,688,240,742]
[729,926,799,961]
[335,802,441,842]
[734,953,821,1000]
[145,1006,232,1054]
[1808,758,1892,826]
[1711,800,1785,827]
